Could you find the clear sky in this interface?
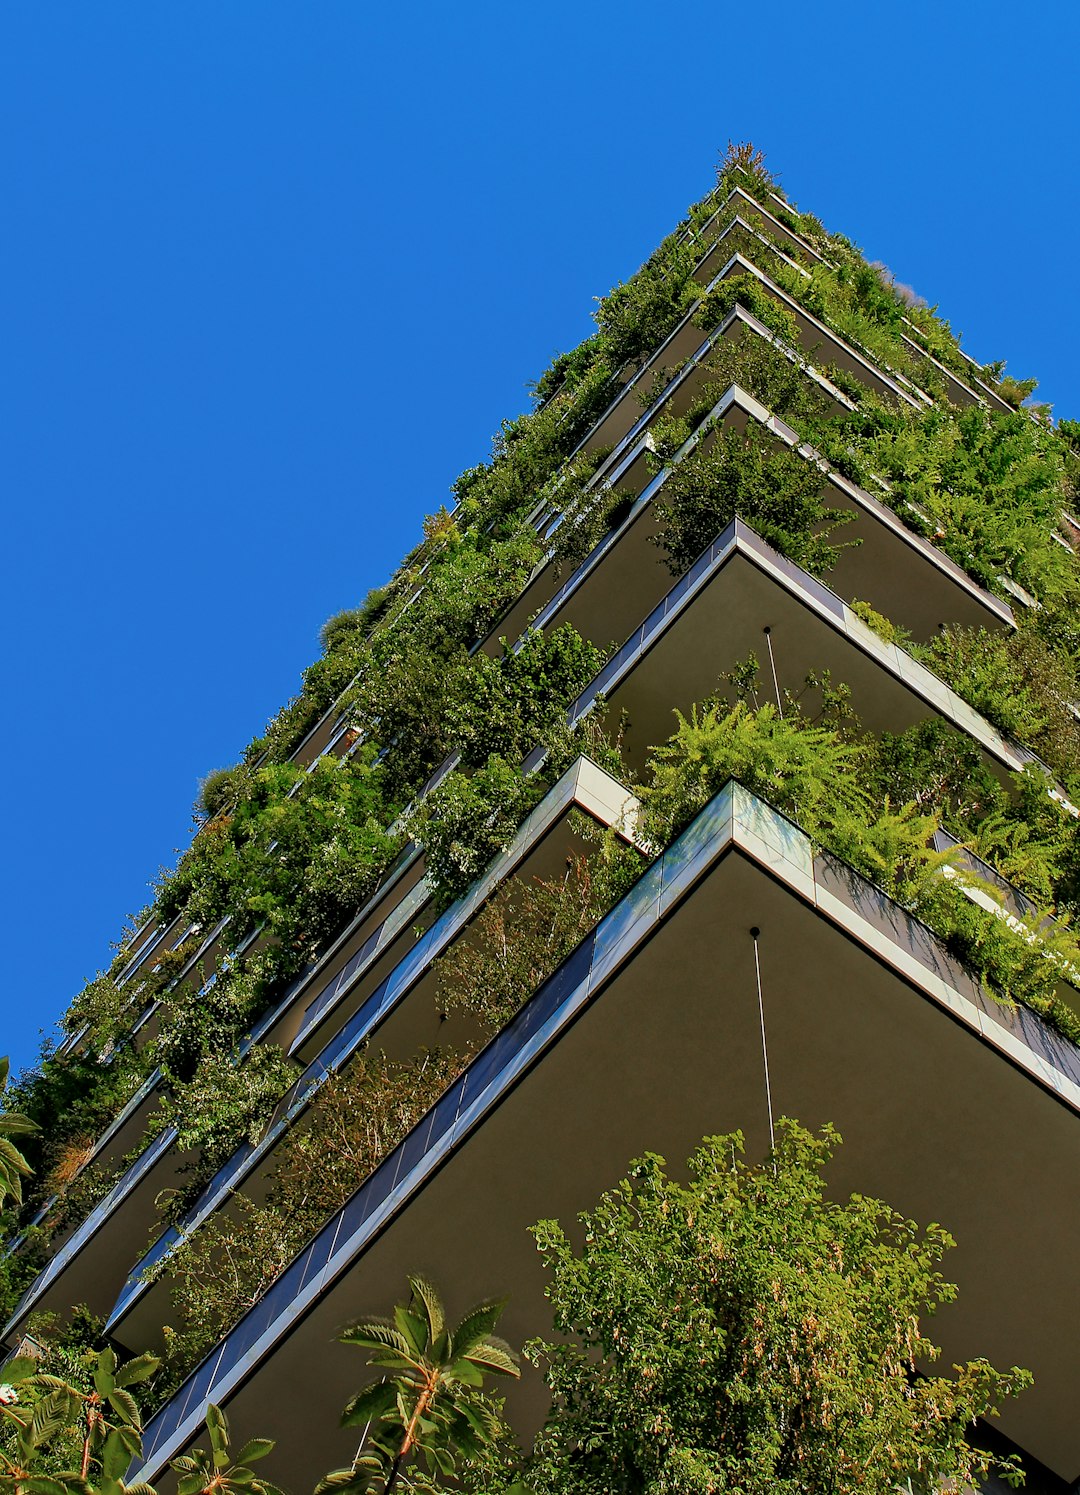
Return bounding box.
[2,2,1078,1076]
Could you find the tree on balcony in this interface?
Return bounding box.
[525,1120,1030,1495]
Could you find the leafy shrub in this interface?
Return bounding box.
[155,1042,298,1205]
[435,839,645,1035]
[196,766,243,822]
[448,625,606,772]
[642,697,867,846]
[407,755,537,911]
[159,1046,464,1384]
[642,694,1080,1035]
[651,421,857,577]
[527,1121,1030,1495]
[318,607,371,654]
[917,622,1080,783]
[693,272,800,347]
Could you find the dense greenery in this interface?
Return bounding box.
[0,1102,1033,1495]
[651,419,856,576]
[526,1121,1029,1494]
[642,678,1080,1039]
[155,1046,466,1387]
[434,835,644,1035]
[147,833,642,1391]
[6,143,1078,1488]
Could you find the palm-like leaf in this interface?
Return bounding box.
[404,1277,444,1341]
[339,1382,397,1431]
[446,1300,507,1362]
[339,1322,414,1364]
[336,1278,519,1494]
[0,1058,37,1209]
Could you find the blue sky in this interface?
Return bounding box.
[3,2,1078,1076]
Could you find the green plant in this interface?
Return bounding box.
[0,1060,35,1210]
[526,1121,1030,1494]
[447,627,606,774]
[801,394,1077,614]
[11,1048,146,1225]
[266,1048,466,1245]
[434,839,645,1036]
[850,598,911,647]
[916,622,1080,784]
[641,691,1080,1036]
[320,1276,519,1495]
[196,767,243,823]
[0,1347,160,1493]
[154,1042,297,1207]
[171,1404,283,1495]
[158,1048,466,1384]
[407,756,537,912]
[693,273,800,348]
[641,697,867,846]
[651,421,857,578]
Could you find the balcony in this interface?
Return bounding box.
[519,520,1054,800]
[2,1118,184,1338]
[131,780,1080,1488]
[692,186,828,271]
[488,381,1013,669]
[56,914,199,1061]
[106,757,641,1350]
[715,189,1013,415]
[578,253,921,466]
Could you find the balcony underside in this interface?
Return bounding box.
[552,520,1034,794]
[132,784,1080,1487]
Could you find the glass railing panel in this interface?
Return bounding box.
[297,925,384,1037]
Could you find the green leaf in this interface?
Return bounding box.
[113,1354,161,1390]
[406,1276,445,1340]
[93,1349,118,1398]
[100,1431,131,1482]
[448,1299,507,1360]
[107,1388,141,1430]
[462,1339,520,1378]
[23,1479,78,1495]
[232,1438,275,1466]
[338,1321,411,1360]
[251,1481,287,1495]
[206,1403,230,1466]
[0,1357,40,1385]
[339,1382,397,1430]
[393,1305,427,1357]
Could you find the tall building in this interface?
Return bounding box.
[5,148,1080,1491]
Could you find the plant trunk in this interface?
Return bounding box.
[382,1450,406,1495]
[383,1384,434,1495]
[80,1412,93,1481]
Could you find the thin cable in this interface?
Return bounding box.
[750,927,775,1156]
[763,627,783,718]
[763,625,800,825]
